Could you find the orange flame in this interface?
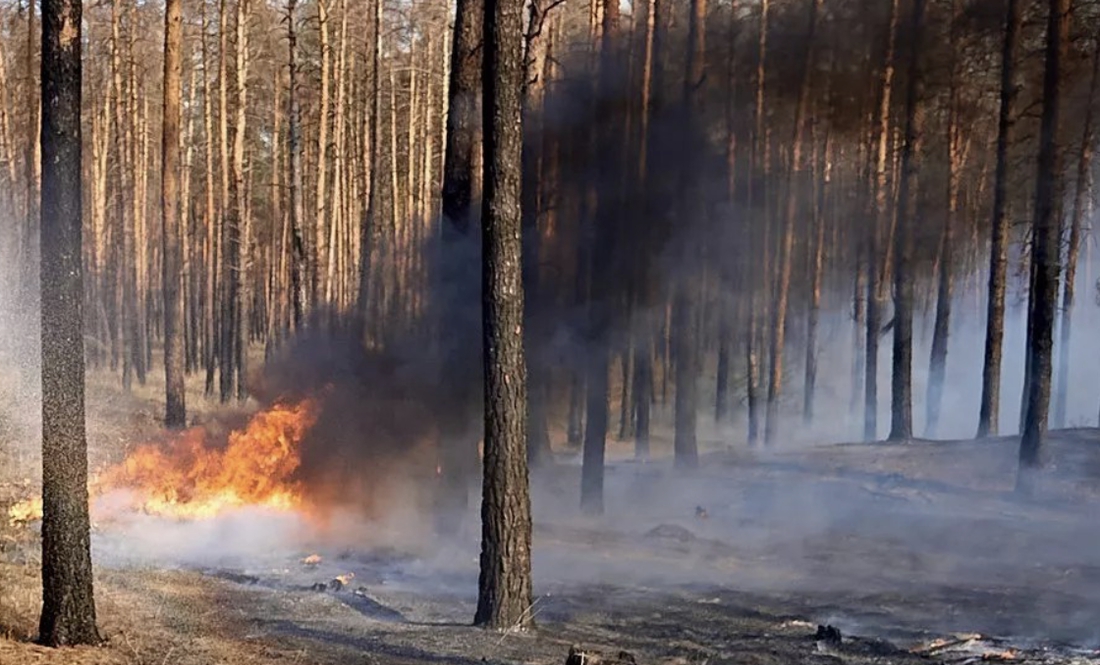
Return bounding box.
[7,400,318,524]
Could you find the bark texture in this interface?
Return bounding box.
[39,0,101,644]
[475,0,535,630]
[161,0,186,428]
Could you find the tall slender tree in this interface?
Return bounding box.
[888,0,926,442]
[286,0,307,327]
[38,0,100,643]
[581,0,621,513]
[977,0,1020,439]
[1054,44,1098,428]
[161,0,186,428]
[475,0,535,630]
[1018,0,1071,492]
[436,0,484,522]
[671,0,707,467]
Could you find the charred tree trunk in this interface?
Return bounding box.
[925,0,963,438]
[38,0,101,643]
[1018,0,1071,492]
[474,0,535,630]
[804,127,829,426]
[633,0,661,460]
[888,0,926,443]
[436,0,484,522]
[977,0,1020,439]
[355,0,382,338]
[865,0,900,442]
[286,0,306,328]
[671,0,707,468]
[582,0,621,512]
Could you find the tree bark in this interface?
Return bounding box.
[1018,0,1071,492]
[232,0,251,401]
[161,0,186,428]
[977,0,1020,439]
[887,0,926,443]
[581,0,621,513]
[286,0,307,327]
[314,0,330,310]
[38,0,101,643]
[475,0,535,630]
[925,1,964,438]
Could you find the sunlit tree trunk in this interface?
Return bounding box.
[161,0,186,427]
[232,0,251,401]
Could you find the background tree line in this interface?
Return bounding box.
[3,0,1100,603]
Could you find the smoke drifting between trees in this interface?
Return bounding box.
[0,0,1098,493]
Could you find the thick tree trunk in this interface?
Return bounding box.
[38,0,101,643]
[977,0,1020,439]
[475,0,534,630]
[1019,0,1071,492]
[161,0,186,428]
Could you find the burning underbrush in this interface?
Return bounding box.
[8,332,451,540]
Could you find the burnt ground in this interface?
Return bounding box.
[4,382,1100,664]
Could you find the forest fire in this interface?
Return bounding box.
[7,399,319,524]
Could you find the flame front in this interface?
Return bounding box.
[7,400,318,524]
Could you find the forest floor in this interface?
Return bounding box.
[3,373,1100,665]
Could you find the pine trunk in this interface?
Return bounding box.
[161,0,186,428]
[475,0,534,630]
[38,0,101,642]
[1019,0,1071,491]
[977,0,1020,439]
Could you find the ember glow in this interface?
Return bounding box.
[7,399,318,524]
